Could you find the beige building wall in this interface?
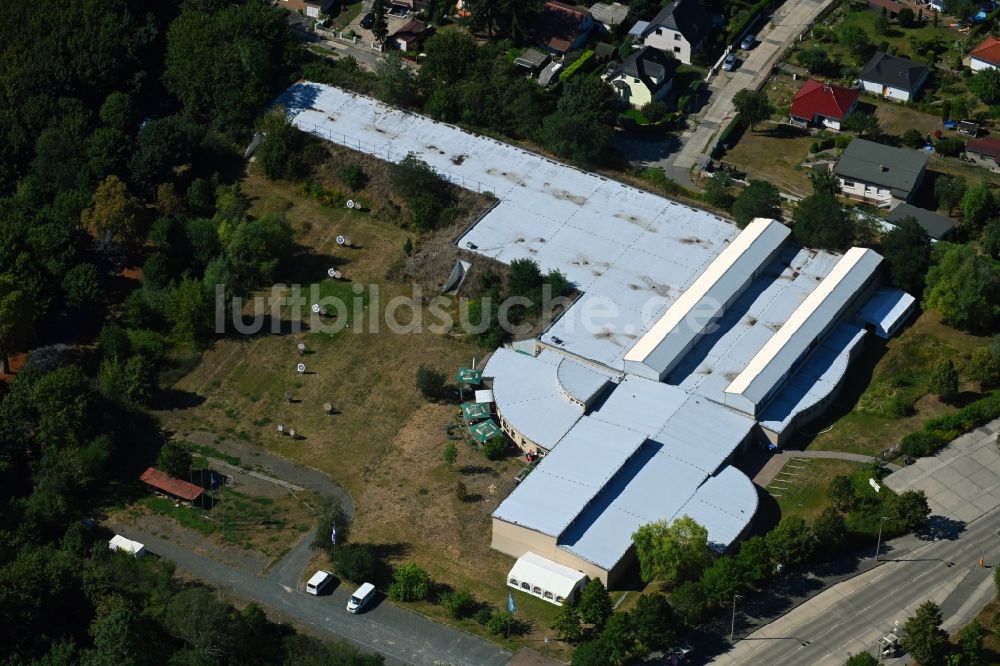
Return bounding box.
[492,518,616,586]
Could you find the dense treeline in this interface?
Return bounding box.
[0,1,376,663]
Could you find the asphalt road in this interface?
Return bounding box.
[127,526,512,666]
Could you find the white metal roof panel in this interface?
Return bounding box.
[856,287,916,339]
[624,219,791,379]
[556,356,616,404]
[482,348,584,449]
[676,465,758,551]
[508,552,587,598]
[724,248,882,413]
[652,396,756,473]
[589,375,688,434]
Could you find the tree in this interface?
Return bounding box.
[924,243,1000,331]
[874,10,890,35]
[812,506,848,550]
[703,172,734,209]
[508,258,544,300]
[733,89,774,132]
[81,176,146,255]
[334,544,379,583]
[440,589,476,619]
[982,218,1000,259]
[669,580,708,626]
[570,638,613,666]
[372,0,388,44]
[641,100,669,123]
[442,442,458,465]
[735,535,772,582]
[86,605,149,666]
[163,588,236,658]
[935,175,966,215]
[902,601,949,666]
[793,193,854,250]
[631,593,677,652]
[62,263,103,313]
[699,557,745,606]
[388,562,430,602]
[415,365,446,400]
[481,436,508,460]
[809,167,841,196]
[765,516,815,567]
[881,217,932,294]
[157,441,193,479]
[828,475,856,512]
[552,600,583,642]
[599,612,635,665]
[164,278,210,347]
[935,136,965,157]
[375,51,416,106]
[632,516,712,585]
[732,180,781,228]
[796,46,831,74]
[962,178,995,229]
[842,112,880,137]
[578,578,613,628]
[970,67,1000,104]
[844,653,879,666]
[889,490,931,530]
[966,346,1000,388]
[837,25,874,62]
[485,609,515,636]
[465,0,542,41]
[898,6,915,26]
[391,154,448,230]
[956,622,984,666]
[0,274,33,375]
[930,358,960,402]
[902,128,925,148]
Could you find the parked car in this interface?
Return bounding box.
[740,34,756,49]
[347,582,376,613]
[722,53,738,71]
[360,12,374,29]
[306,570,334,595]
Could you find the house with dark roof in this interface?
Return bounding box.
[535,1,595,56]
[515,47,551,73]
[789,80,860,130]
[605,46,677,108]
[970,36,1000,71]
[630,0,713,65]
[966,136,1000,171]
[886,203,956,240]
[391,18,428,52]
[833,139,929,206]
[868,0,905,18]
[858,52,929,102]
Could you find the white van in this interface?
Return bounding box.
[346,582,376,613]
[306,570,334,595]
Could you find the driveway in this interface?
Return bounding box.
[125,526,512,666]
[621,0,836,188]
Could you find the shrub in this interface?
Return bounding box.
[485,609,515,635]
[441,589,477,619]
[388,562,431,602]
[334,543,379,583]
[415,364,446,400]
[934,136,965,157]
[481,436,508,460]
[474,608,492,625]
[901,128,925,148]
[901,431,944,458]
[834,134,853,150]
[340,164,367,190]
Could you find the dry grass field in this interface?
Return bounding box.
[155,151,571,657]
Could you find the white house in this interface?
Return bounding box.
[833,139,929,207]
[629,0,713,66]
[858,52,929,102]
[605,46,676,108]
[970,36,1000,71]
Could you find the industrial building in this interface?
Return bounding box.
[278,82,916,587]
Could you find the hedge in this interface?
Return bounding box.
[712,113,744,157]
[559,49,594,81]
[901,392,1000,457]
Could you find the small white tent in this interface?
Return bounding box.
[109,535,146,558]
[507,552,587,606]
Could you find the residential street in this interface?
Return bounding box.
[712,419,1000,665]
[124,526,512,666]
[620,0,836,188]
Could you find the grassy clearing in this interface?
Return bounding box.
[769,458,864,522]
[804,310,991,456]
[953,596,1000,663]
[157,160,571,655]
[724,122,816,197]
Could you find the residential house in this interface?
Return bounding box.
[858,52,929,102]
[966,136,1000,171]
[868,0,905,18]
[789,79,860,130]
[391,19,428,52]
[629,0,713,66]
[886,203,956,240]
[391,0,428,11]
[929,0,945,10]
[278,0,336,18]
[535,1,595,56]
[970,36,1000,71]
[590,2,630,31]
[833,139,929,206]
[515,48,551,73]
[605,46,677,108]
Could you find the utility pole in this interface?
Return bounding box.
[730,593,742,641]
[875,516,888,561]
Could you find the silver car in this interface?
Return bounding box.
[722,53,738,71]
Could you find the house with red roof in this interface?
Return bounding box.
[970,36,1000,72]
[535,1,595,56]
[966,136,1000,171]
[789,80,860,131]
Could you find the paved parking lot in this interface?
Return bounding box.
[885,419,1000,523]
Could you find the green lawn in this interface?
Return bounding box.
[329,0,363,30]
[770,458,865,522]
